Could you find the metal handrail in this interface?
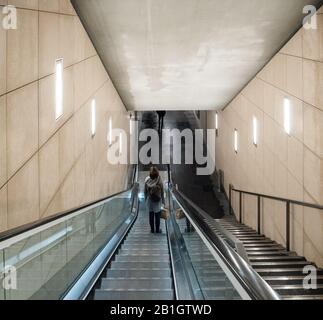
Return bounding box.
[229,184,323,251]
[172,188,280,300]
[231,185,323,210]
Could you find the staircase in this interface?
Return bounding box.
[216,215,323,300]
[94,200,175,300]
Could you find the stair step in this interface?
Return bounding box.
[247,251,289,256]
[100,278,173,290]
[249,256,306,262]
[241,240,276,244]
[263,275,323,285]
[252,261,310,268]
[244,243,283,248]
[272,284,323,295]
[256,268,323,276]
[283,295,323,300]
[94,289,174,300]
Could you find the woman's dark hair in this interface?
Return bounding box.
[150,166,159,179]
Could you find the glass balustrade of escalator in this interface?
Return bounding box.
[170,195,242,300]
[0,188,134,300]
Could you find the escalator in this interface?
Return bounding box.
[93,195,174,300]
[0,165,280,301]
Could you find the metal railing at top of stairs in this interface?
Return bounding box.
[229,184,323,252]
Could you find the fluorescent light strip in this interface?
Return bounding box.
[215,112,219,130]
[253,116,258,146]
[91,99,96,136]
[234,129,238,153]
[55,59,63,120]
[284,97,291,135]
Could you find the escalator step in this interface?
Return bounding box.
[94,289,174,300]
[110,261,171,269]
[116,254,170,263]
[120,248,169,254]
[100,278,173,290]
[106,269,172,278]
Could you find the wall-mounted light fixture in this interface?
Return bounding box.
[284,97,291,135]
[253,116,258,147]
[234,129,238,154]
[55,59,63,120]
[215,112,219,137]
[91,99,96,137]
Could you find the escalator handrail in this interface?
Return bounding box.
[172,188,280,300]
[0,166,138,245]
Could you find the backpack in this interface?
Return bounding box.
[149,183,162,203]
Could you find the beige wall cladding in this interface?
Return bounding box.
[39,12,76,78]
[0,185,7,232]
[0,96,6,187]
[8,0,38,10]
[39,133,60,214]
[304,103,323,158]
[7,82,38,178]
[303,14,323,61]
[0,10,6,96]
[39,65,74,146]
[7,154,39,229]
[0,1,129,234]
[208,11,323,267]
[39,0,75,15]
[303,59,323,111]
[7,8,38,91]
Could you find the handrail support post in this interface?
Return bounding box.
[239,192,242,223]
[229,184,233,216]
[257,196,261,235]
[286,201,291,251]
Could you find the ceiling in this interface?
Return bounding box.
[72,0,323,111]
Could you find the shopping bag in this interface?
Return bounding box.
[175,208,185,220]
[160,208,170,220]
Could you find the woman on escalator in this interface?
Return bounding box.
[144,167,165,234]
